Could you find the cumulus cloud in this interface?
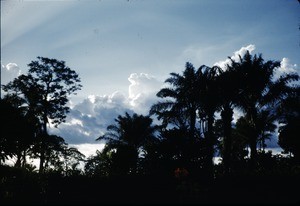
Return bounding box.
[128,73,162,113]
[273,57,298,80]
[214,44,256,69]
[1,63,21,85]
[49,93,133,145]
[49,73,163,147]
[280,58,297,72]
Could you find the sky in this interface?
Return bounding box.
[1,0,300,157]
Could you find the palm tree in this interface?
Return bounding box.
[277,86,300,163]
[229,51,299,167]
[255,110,277,151]
[150,62,199,139]
[150,63,222,177]
[195,65,222,177]
[96,112,158,175]
[216,62,242,174]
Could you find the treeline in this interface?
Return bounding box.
[1,52,299,204]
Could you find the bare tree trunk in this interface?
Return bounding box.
[221,104,233,175]
[21,149,27,168]
[39,118,48,173]
[250,110,258,170]
[205,113,215,179]
[190,110,196,139]
[15,151,22,168]
[39,137,46,173]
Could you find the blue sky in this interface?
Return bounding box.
[1,0,299,156]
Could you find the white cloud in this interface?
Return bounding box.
[212,45,298,81]
[214,44,256,69]
[49,102,118,144]
[49,72,163,147]
[1,63,21,85]
[128,73,162,113]
[70,143,105,158]
[273,57,298,80]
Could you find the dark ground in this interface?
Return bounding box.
[1,166,300,206]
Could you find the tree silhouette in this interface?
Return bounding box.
[217,61,244,174]
[62,147,85,176]
[149,127,205,174]
[228,119,249,169]
[42,135,66,171]
[151,63,222,177]
[2,57,82,173]
[277,87,300,163]
[150,62,199,139]
[0,98,35,167]
[84,147,113,177]
[195,65,222,177]
[278,119,300,163]
[255,110,277,151]
[227,51,298,167]
[96,112,158,175]
[232,109,277,164]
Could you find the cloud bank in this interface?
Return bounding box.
[49,73,163,145]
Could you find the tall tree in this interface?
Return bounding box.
[217,61,242,174]
[195,65,222,177]
[2,57,82,173]
[277,86,300,163]
[150,63,222,177]
[229,51,299,167]
[150,62,199,139]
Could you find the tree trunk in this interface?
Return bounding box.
[39,137,46,173]
[249,110,258,170]
[205,113,215,179]
[190,110,196,139]
[15,151,22,168]
[21,149,27,168]
[39,119,48,173]
[221,104,233,174]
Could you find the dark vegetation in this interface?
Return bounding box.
[1,53,300,205]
